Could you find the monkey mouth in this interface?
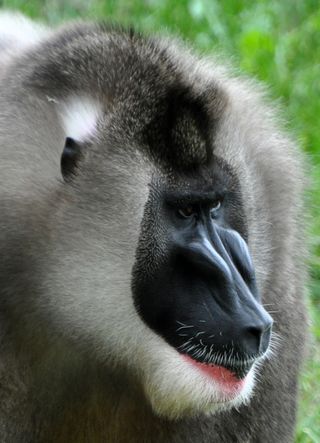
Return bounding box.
[181,353,253,389]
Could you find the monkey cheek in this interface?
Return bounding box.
[141,350,256,420]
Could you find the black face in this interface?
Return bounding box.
[132,158,273,379]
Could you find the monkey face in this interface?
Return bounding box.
[130,160,273,417]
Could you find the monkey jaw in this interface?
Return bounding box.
[141,343,256,420]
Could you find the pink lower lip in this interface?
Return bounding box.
[183,355,246,393]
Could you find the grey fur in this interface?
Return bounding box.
[0,14,307,443]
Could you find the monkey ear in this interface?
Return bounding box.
[61,137,83,182]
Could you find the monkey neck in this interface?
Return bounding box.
[6,340,173,443]
[34,368,173,443]
[47,387,170,443]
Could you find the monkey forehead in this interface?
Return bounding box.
[149,156,236,198]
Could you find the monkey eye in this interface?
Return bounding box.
[210,200,221,218]
[177,205,196,218]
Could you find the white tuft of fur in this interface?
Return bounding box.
[0,12,47,51]
[140,343,256,419]
[60,96,102,142]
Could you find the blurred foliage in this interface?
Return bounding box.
[0,0,319,441]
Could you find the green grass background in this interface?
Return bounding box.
[0,0,319,441]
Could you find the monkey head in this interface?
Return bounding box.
[21,28,274,420]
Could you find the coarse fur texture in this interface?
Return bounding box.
[0,13,307,443]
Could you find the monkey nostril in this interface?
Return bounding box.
[242,321,272,356]
[246,326,263,353]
